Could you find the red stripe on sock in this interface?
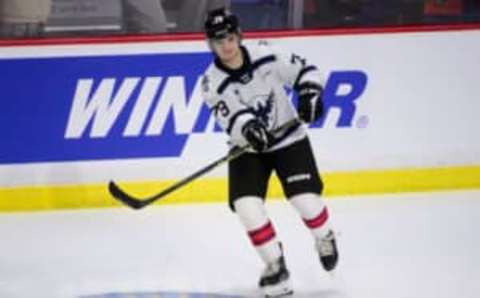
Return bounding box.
[304,207,329,229]
[248,222,276,246]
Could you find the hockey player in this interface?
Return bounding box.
[201,8,339,297]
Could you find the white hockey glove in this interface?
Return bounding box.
[297,82,324,123]
[241,119,273,152]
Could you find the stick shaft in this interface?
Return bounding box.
[109,118,300,209]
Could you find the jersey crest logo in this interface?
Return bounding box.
[252,91,275,127]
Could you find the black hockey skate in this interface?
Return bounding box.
[316,230,339,271]
[259,255,293,298]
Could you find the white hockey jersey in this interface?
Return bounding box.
[201,41,324,152]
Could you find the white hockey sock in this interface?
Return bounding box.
[234,196,282,264]
[290,193,331,239]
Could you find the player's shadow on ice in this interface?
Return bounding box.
[80,289,345,298]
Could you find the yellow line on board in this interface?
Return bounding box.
[1,165,479,212]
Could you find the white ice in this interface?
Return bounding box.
[1,190,479,298]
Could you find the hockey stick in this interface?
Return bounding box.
[108,118,301,210]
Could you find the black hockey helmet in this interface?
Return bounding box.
[204,8,240,40]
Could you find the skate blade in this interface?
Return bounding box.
[327,267,338,278]
[262,279,293,298]
[265,290,293,298]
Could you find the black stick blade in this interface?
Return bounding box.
[108,181,147,210]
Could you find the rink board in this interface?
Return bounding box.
[1,165,479,212]
[0,28,479,211]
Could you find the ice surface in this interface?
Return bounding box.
[1,190,479,298]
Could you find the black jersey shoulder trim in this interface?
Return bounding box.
[293,65,318,91]
[217,77,235,95]
[226,108,255,135]
[251,55,276,71]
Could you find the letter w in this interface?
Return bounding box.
[65,78,139,138]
